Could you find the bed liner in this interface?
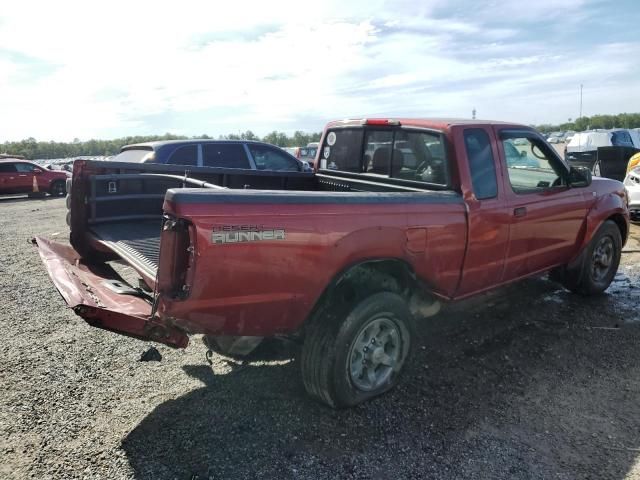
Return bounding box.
[90,220,162,280]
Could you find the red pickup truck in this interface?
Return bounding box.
[35,118,630,408]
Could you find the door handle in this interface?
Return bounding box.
[18,174,27,177]
[513,207,527,218]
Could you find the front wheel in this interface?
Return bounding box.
[301,292,414,408]
[49,180,66,197]
[554,220,622,295]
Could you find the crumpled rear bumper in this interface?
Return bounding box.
[34,236,189,348]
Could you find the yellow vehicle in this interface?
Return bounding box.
[628,152,640,174]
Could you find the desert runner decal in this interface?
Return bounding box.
[211,224,286,244]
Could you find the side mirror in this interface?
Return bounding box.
[520,150,527,158]
[33,168,43,174]
[568,166,592,188]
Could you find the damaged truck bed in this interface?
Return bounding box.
[35,118,630,407]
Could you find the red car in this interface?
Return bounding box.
[0,159,68,196]
[35,118,629,407]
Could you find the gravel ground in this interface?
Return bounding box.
[1,196,639,480]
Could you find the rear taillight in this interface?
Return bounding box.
[156,216,194,299]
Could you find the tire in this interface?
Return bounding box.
[556,220,622,295]
[301,292,414,408]
[49,180,66,197]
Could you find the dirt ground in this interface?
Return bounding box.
[1,196,639,480]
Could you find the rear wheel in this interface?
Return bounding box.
[49,180,66,197]
[301,292,414,408]
[554,220,621,295]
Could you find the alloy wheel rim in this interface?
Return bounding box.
[591,235,614,282]
[348,316,402,392]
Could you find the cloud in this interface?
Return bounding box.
[0,0,638,141]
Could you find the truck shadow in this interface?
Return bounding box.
[0,194,59,204]
[121,277,640,479]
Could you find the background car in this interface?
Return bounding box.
[0,159,69,196]
[627,151,640,175]
[111,140,311,172]
[298,144,318,167]
[565,129,639,168]
[623,166,640,220]
[285,144,319,167]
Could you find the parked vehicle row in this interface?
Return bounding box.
[547,131,575,144]
[590,148,639,221]
[565,129,640,169]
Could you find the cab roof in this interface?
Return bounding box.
[325,118,528,131]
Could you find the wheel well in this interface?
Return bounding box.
[333,259,416,300]
[608,213,628,243]
[303,259,419,332]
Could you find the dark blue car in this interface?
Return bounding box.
[111,139,311,172]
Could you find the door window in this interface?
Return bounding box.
[202,144,250,169]
[15,163,36,172]
[0,163,17,173]
[501,134,565,193]
[464,129,498,200]
[167,145,198,166]
[248,145,300,171]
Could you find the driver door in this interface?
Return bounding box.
[14,162,38,193]
[496,129,590,280]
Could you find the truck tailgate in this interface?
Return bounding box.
[34,236,188,348]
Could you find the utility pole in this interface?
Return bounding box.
[579,84,583,119]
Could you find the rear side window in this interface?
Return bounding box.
[322,129,365,172]
[248,145,300,171]
[463,129,498,200]
[203,144,250,169]
[112,149,154,163]
[0,163,17,173]
[167,145,198,166]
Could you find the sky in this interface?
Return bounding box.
[0,0,639,141]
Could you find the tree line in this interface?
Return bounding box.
[535,112,640,134]
[5,112,640,159]
[0,130,323,160]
